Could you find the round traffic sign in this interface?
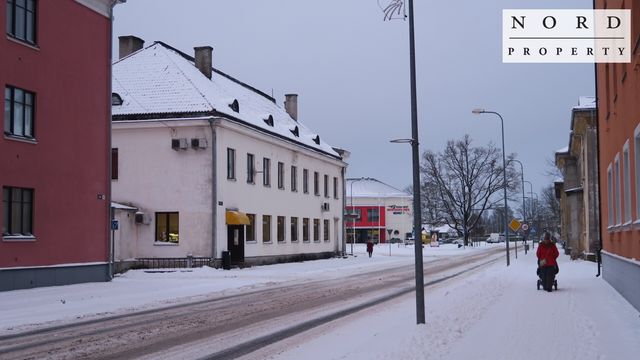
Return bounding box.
[522,223,529,231]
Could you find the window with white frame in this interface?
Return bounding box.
[607,164,614,227]
[263,158,271,186]
[277,162,285,189]
[262,214,271,243]
[291,165,297,192]
[303,169,309,194]
[246,214,256,241]
[623,142,631,223]
[247,154,255,184]
[634,126,640,220]
[6,0,36,44]
[227,148,235,180]
[277,216,285,242]
[290,217,298,242]
[615,155,622,225]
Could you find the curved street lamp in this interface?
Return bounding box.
[472,109,510,266]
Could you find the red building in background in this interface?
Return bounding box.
[1,0,114,290]
[595,0,640,311]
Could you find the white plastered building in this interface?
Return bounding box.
[110,37,348,268]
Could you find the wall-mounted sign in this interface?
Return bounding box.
[387,205,410,215]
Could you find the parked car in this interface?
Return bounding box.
[487,233,501,243]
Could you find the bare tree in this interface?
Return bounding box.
[420,135,518,245]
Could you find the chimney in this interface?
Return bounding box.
[284,94,298,121]
[118,35,144,59]
[194,46,213,79]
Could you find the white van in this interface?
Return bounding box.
[487,233,501,243]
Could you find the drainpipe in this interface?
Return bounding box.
[593,0,603,278]
[209,119,218,266]
[341,166,347,256]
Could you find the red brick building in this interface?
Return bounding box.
[0,0,114,290]
[596,0,640,311]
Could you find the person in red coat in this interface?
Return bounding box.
[366,241,374,258]
[536,231,559,292]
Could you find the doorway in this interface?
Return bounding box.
[227,225,245,264]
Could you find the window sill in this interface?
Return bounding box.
[4,134,37,144]
[6,35,39,50]
[3,235,36,242]
[263,241,273,245]
[246,240,257,244]
[227,178,236,182]
[153,242,179,246]
[277,240,286,244]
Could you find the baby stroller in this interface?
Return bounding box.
[536,261,558,291]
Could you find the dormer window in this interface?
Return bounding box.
[263,115,274,127]
[111,93,123,106]
[229,99,239,113]
[290,126,299,137]
[313,135,320,145]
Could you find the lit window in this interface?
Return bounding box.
[155,212,179,243]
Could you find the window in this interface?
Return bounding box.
[314,171,319,196]
[111,148,118,180]
[278,162,285,189]
[623,142,631,223]
[615,155,622,225]
[324,174,329,198]
[291,217,298,242]
[368,208,379,222]
[303,218,309,242]
[313,219,320,242]
[4,86,35,139]
[155,212,179,243]
[333,177,338,199]
[246,214,256,242]
[303,169,309,194]
[2,186,33,237]
[608,164,614,226]
[247,154,255,184]
[323,219,330,242]
[277,216,285,242]
[262,214,271,243]
[291,166,298,192]
[635,127,640,220]
[6,0,36,44]
[227,148,236,180]
[263,158,271,186]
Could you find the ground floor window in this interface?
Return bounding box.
[313,218,320,242]
[324,219,330,242]
[277,216,285,242]
[291,217,298,242]
[155,212,179,243]
[263,215,271,243]
[303,218,310,242]
[246,213,256,241]
[2,186,33,236]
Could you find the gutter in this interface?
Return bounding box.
[209,119,218,266]
[593,0,603,278]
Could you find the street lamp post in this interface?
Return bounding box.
[472,109,510,266]
[348,178,364,256]
[387,0,425,325]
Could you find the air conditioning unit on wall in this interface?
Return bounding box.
[321,202,330,212]
[134,212,152,225]
[191,138,207,149]
[171,138,188,150]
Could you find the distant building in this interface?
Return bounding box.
[345,178,412,244]
[595,0,640,312]
[555,97,599,261]
[1,0,114,290]
[111,38,347,269]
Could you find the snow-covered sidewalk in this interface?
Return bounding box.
[255,245,640,360]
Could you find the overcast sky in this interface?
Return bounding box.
[112,0,595,195]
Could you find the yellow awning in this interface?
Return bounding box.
[226,210,250,225]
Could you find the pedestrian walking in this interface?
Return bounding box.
[366,241,374,258]
[536,231,559,292]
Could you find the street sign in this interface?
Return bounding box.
[111,219,119,230]
[522,223,529,231]
[509,219,521,232]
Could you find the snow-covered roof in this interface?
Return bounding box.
[112,41,340,158]
[555,146,569,154]
[346,178,411,198]
[573,96,596,110]
[111,201,138,211]
[422,224,456,234]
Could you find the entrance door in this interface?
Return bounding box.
[227,225,245,264]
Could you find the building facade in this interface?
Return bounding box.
[555,97,599,261]
[345,178,412,244]
[111,38,347,269]
[595,0,640,311]
[0,0,113,290]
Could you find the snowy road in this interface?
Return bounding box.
[0,247,503,360]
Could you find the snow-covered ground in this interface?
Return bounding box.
[1,242,638,360]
